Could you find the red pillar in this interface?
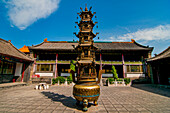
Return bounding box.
[33,53,36,74]
[122,54,125,78]
[21,64,25,82]
[55,54,58,78]
[99,53,103,86]
[100,53,102,70]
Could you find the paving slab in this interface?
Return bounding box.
[0,84,170,113]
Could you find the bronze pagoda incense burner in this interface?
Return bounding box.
[70,5,104,111]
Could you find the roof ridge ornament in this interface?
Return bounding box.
[131,39,135,43]
[44,38,49,42]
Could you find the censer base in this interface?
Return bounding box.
[73,84,100,111]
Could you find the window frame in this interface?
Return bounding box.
[126,65,143,73]
[36,64,53,72]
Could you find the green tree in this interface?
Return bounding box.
[69,60,75,82]
[112,65,118,80]
[70,60,75,72]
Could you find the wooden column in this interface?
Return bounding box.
[122,54,125,78]
[157,66,160,84]
[21,64,25,82]
[55,54,58,78]
[149,64,154,84]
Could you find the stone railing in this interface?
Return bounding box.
[108,79,131,87]
[54,78,75,86]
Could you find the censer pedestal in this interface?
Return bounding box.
[73,84,100,111]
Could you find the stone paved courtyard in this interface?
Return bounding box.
[0,84,170,113]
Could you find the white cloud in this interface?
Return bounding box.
[4,0,60,30]
[101,25,170,42]
[118,25,170,41]
[98,36,124,42]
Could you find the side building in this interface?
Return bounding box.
[147,46,170,85]
[20,38,153,83]
[0,38,33,83]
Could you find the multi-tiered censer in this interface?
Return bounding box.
[70,5,104,111]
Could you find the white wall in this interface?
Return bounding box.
[126,73,145,78]
[35,73,53,77]
[102,74,113,78]
[14,63,23,76]
[61,73,70,77]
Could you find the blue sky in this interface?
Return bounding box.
[0,0,170,55]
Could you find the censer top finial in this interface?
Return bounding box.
[85,4,88,11]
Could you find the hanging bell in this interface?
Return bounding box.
[98,37,99,39]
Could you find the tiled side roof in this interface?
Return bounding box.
[147,46,170,61]
[94,42,153,50]
[29,39,153,51]
[0,38,33,62]
[29,42,78,50]
[19,45,30,53]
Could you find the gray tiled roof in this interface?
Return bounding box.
[29,41,153,51]
[0,38,33,61]
[29,42,78,50]
[94,42,152,50]
[147,46,170,61]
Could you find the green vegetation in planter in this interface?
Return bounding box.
[112,65,118,80]
[117,78,123,81]
[106,78,114,85]
[124,78,131,85]
[52,76,66,84]
[58,76,66,84]
[67,75,73,84]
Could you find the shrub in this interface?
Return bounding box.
[117,78,123,81]
[112,65,118,80]
[124,78,131,85]
[52,76,66,85]
[52,78,56,85]
[67,75,73,84]
[106,78,114,85]
[58,76,66,84]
